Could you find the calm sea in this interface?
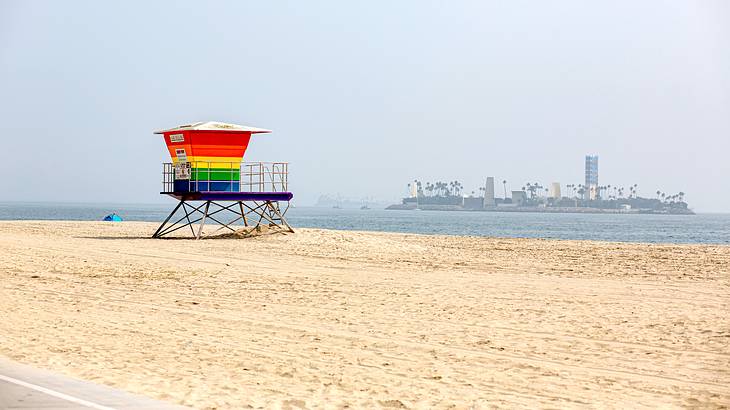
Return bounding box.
[1,202,729,245]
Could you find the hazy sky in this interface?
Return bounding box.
[1,1,729,211]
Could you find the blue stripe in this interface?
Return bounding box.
[174,181,240,192]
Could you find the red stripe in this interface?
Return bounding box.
[163,131,255,146]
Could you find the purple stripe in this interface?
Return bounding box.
[162,191,293,202]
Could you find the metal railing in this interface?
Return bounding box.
[241,162,288,192]
[162,162,175,192]
[162,161,289,193]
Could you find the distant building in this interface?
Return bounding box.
[585,155,598,200]
[463,196,484,210]
[512,190,527,206]
[550,182,561,199]
[483,177,496,207]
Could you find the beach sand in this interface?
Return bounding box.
[1,220,729,409]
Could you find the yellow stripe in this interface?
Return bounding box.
[176,156,243,163]
[173,156,242,168]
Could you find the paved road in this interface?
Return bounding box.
[0,358,189,410]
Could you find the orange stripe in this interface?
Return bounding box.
[165,146,247,157]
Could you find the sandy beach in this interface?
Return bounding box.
[0,220,728,409]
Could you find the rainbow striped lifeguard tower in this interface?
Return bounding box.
[152,121,293,239]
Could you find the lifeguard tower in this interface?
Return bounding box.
[152,121,293,239]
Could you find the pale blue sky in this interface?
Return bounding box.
[1,1,728,211]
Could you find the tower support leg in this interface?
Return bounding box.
[196,201,211,240]
[152,200,184,238]
[266,201,294,233]
[239,201,249,227]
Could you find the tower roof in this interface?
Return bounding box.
[154,121,271,134]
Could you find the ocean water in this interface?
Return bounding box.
[1,202,729,245]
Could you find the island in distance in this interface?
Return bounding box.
[388,178,692,215]
[388,155,693,215]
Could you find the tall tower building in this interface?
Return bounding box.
[585,155,598,200]
[550,182,561,199]
[483,177,496,207]
[409,181,418,198]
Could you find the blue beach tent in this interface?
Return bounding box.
[103,213,123,222]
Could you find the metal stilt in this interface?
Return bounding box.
[239,201,249,227]
[196,201,211,239]
[152,200,184,238]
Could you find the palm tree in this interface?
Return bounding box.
[452,181,461,197]
[452,180,461,197]
[523,183,541,200]
[502,180,507,199]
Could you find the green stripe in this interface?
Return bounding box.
[190,168,240,181]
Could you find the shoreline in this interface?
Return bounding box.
[386,204,696,215]
[0,219,725,246]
